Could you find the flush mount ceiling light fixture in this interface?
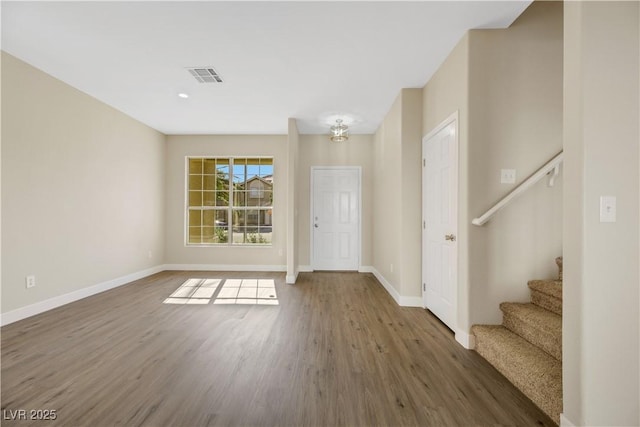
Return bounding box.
[329,119,349,142]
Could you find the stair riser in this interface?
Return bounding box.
[502,314,561,361]
[473,330,562,425]
[530,290,562,316]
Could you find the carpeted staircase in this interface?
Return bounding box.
[471,257,563,424]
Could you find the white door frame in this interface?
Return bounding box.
[422,111,459,332]
[310,166,362,271]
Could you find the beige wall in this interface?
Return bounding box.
[297,134,374,268]
[563,2,640,425]
[423,33,471,330]
[421,1,563,335]
[164,135,287,268]
[287,118,299,282]
[563,3,583,421]
[1,46,3,313]
[399,89,423,298]
[373,89,423,300]
[423,33,469,136]
[466,1,564,327]
[373,95,403,289]
[1,52,166,313]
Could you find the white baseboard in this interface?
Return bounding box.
[0,264,421,326]
[370,268,401,305]
[455,329,475,349]
[399,296,423,307]
[560,413,576,427]
[369,268,471,348]
[164,264,286,272]
[285,272,298,284]
[0,265,165,326]
[369,267,424,308]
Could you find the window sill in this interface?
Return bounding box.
[185,244,274,248]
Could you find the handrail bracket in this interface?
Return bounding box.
[472,150,563,226]
[547,164,560,187]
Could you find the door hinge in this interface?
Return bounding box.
[423,159,426,167]
[423,220,426,229]
[423,283,426,292]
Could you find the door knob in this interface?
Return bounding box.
[315,224,319,228]
[445,234,456,241]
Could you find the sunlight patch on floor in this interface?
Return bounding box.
[213,279,279,305]
[163,278,278,306]
[163,278,221,305]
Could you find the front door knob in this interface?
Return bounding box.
[445,234,456,241]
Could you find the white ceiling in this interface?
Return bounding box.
[2,1,531,135]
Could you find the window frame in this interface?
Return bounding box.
[185,156,274,247]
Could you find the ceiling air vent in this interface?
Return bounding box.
[187,67,223,83]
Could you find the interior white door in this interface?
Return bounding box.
[422,117,458,332]
[311,168,360,271]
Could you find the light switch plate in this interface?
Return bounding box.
[501,169,516,184]
[599,196,616,222]
[25,275,36,289]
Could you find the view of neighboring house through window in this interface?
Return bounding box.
[187,157,273,245]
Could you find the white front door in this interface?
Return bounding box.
[422,115,458,332]
[311,167,360,271]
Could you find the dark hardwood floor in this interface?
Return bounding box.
[1,271,555,426]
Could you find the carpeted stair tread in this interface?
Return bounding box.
[500,302,562,360]
[472,325,562,424]
[528,279,562,315]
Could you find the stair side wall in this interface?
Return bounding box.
[466,0,564,328]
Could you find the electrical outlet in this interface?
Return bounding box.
[148,250,153,259]
[25,275,36,289]
[390,264,394,273]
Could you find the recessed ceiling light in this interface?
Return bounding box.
[178,93,189,99]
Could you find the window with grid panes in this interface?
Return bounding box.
[187,157,273,245]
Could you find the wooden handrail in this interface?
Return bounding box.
[472,151,563,226]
